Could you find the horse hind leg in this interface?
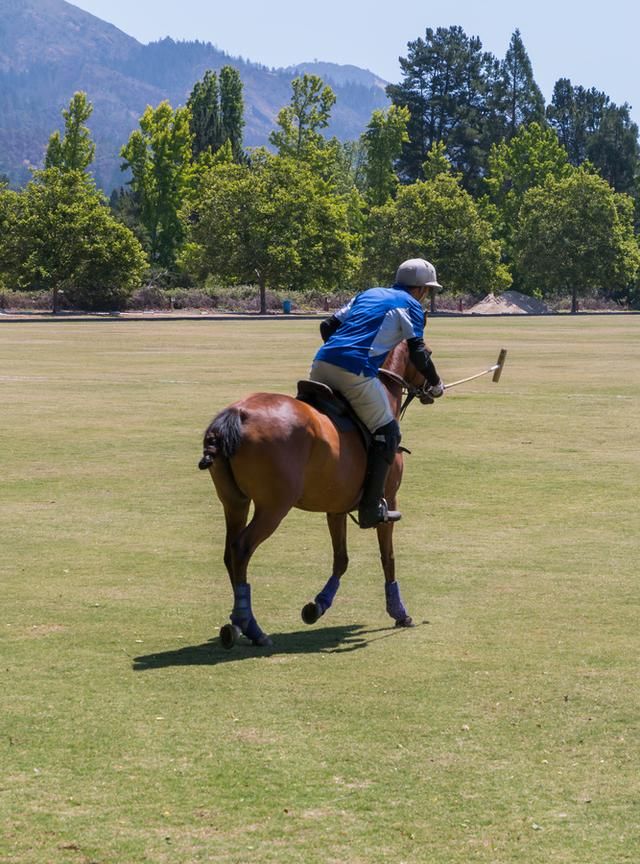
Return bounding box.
[207,457,252,648]
[222,501,294,648]
[302,512,348,625]
[221,501,250,642]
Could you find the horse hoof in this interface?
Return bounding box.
[253,634,273,648]
[395,616,414,628]
[301,602,319,625]
[220,623,241,649]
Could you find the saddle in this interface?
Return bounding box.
[295,380,372,450]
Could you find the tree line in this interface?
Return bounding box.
[1,26,639,313]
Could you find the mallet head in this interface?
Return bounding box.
[492,349,507,383]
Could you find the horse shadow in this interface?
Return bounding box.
[132,621,421,670]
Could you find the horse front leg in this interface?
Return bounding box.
[301,512,348,625]
[377,511,414,628]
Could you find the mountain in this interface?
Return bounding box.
[0,0,389,191]
[284,62,388,91]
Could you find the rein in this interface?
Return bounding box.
[378,368,432,419]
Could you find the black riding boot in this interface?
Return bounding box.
[358,420,402,529]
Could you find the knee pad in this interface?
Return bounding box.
[373,419,401,464]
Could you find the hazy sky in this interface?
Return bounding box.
[71,0,639,122]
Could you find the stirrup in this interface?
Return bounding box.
[358,498,402,529]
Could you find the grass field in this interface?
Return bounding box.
[1,315,639,864]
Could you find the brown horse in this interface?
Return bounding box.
[199,340,429,648]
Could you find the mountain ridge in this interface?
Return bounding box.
[0,0,389,190]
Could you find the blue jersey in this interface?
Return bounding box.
[314,286,425,377]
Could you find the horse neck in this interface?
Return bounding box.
[381,342,410,418]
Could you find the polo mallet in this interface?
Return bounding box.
[444,348,507,390]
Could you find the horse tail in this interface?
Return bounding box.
[198,407,244,470]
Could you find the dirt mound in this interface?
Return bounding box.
[466,290,550,315]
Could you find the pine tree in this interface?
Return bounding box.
[547,80,639,194]
[587,104,640,195]
[547,80,607,164]
[497,30,545,138]
[387,26,495,188]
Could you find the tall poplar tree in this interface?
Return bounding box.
[269,74,336,162]
[219,66,245,162]
[187,70,222,158]
[361,105,410,205]
[187,66,245,162]
[45,92,96,173]
[120,101,193,268]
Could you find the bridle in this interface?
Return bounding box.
[378,368,434,419]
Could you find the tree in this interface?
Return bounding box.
[219,66,245,162]
[547,80,639,194]
[120,101,193,268]
[181,152,360,313]
[496,29,545,138]
[513,167,640,311]
[547,80,608,164]
[422,140,454,180]
[484,122,571,263]
[361,105,410,205]
[387,26,495,187]
[586,103,640,195]
[187,70,221,158]
[45,91,96,172]
[187,66,246,163]
[0,169,147,311]
[363,157,511,302]
[269,74,336,162]
[0,185,21,284]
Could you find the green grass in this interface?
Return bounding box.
[1,315,639,863]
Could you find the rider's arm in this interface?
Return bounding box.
[407,337,441,386]
[320,315,342,343]
[320,296,355,343]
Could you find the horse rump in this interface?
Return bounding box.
[199,406,244,469]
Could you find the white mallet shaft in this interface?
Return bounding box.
[445,349,507,390]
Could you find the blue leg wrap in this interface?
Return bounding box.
[385,580,409,622]
[315,575,341,617]
[230,583,266,643]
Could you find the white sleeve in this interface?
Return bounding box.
[335,297,355,322]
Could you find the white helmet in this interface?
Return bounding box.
[395,258,442,290]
